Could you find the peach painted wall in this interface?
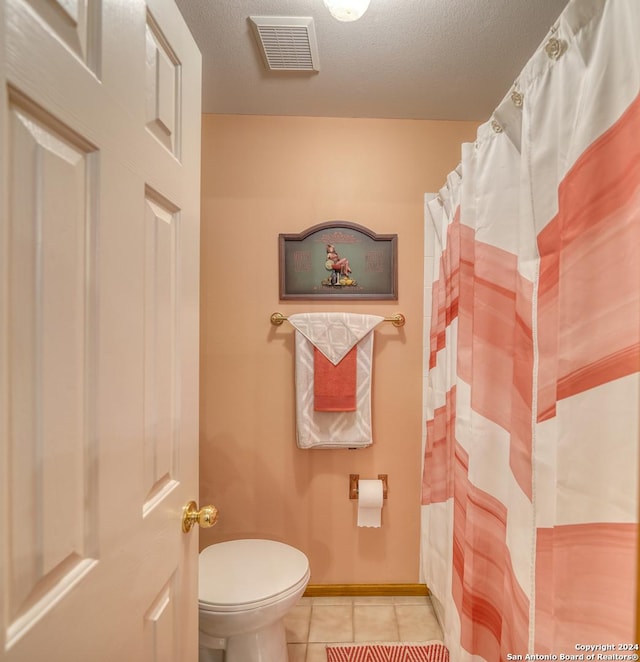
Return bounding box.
[199,114,477,584]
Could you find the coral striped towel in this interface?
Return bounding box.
[314,345,357,411]
[327,641,449,662]
[326,641,450,661]
[288,313,383,449]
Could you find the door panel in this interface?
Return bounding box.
[21,0,101,74]
[145,11,181,157]
[143,190,180,513]
[5,91,100,650]
[1,1,201,659]
[144,573,179,662]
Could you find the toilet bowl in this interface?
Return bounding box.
[198,539,310,662]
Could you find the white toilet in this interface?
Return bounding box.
[198,539,310,662]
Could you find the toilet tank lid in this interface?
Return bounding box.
[199,539,309,606]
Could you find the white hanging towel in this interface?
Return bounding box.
[288,313,384,449]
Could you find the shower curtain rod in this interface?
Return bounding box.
[270,312,406,327]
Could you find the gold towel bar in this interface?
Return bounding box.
[270,312,405,327]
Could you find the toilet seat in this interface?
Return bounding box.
[199,539,310,612]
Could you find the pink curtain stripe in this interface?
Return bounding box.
[424,214,535,500]
[537,91,640,419]
[456,221,475,387]
[421,387,456,505]
[429,208,462,371]
[452,445,529,660]
[534,523,638,653]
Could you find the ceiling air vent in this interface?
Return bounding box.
[249,16,320,72]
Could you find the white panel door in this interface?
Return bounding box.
[0,1,202,660]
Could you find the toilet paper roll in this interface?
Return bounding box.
[357,479,384,528]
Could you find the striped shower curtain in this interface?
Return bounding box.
[420,1,640,659]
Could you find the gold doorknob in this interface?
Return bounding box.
[182,501,219,533]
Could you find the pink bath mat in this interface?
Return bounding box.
[326,641,449,662]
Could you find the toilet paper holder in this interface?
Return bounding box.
[349,474,388,500]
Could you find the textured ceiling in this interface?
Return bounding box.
[176,0,569,122]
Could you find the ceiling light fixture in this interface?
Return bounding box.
[322,0,370,22]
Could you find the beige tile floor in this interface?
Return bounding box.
[285,595,444,662]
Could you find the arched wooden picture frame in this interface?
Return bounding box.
[279,221,398,300]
